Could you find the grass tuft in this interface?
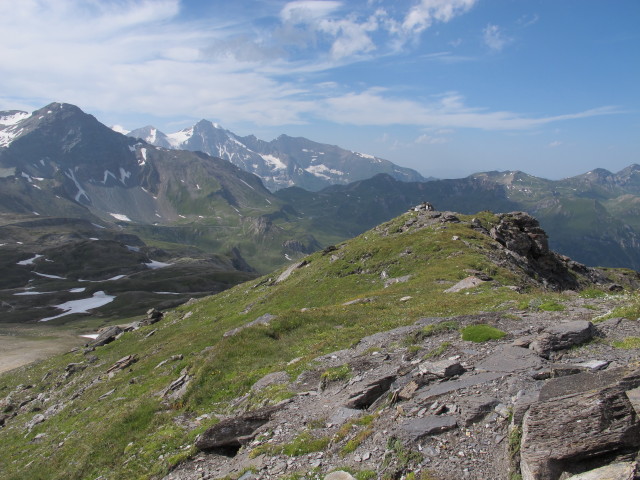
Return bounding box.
[461,324,506,342]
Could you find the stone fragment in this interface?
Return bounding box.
[195,404,283,452]
[223,313,277,337]
[564,462,637,480]
[459,396,499,426]
[91,326,123,347]
[520,367,640,480]
[398,380,420,401]
[418,359,465,378]
[444,276,485,293]
[250,371,289,392]
[106,354,137,374]
[476,345,543,373]
[324,472,356,480]
[398,415,458,441]
[529,320,595,359]
[345,375,396,409]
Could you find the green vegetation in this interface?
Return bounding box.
[461,324,507,342]
[423,341,452,359]
[321,364,352,384]
[579,288,607,299]
[537,300,565,312]
[612,337,640,349]
[0,210,608,479]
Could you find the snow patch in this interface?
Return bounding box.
[239,179,255,190]
[69,287,86,293]
[0,111,29,126]
[119,167,131,185]
[145,260,172,269]
[17,254,43,266]
[126,245,140,252]
[260,154,287,170]
[139,147,147,165]
[80,333,99,340]
[305,164,344,179]
[65,169,90,203]
[355,152,376,160]
[166,127,194,147]
[35,272,66,280]
[109,213,132,222]
[112,125,128,134]
[102,170,117,184]
[146,128,157,143]
[39,291,116,322]
[106,274,126,281]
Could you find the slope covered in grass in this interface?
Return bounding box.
[0,209,630,479]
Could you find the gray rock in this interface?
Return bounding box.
[195,404,283,452]
[398,415,458,440]
[418,359,466,378]
[529,320,595,359]
[345,375,396,409]
[324,472,356,480]
[520,366,640,480]
[444,276,485,293]
[476,345,543,373]
[459,396,499,426]
[564,462,637,480]
[223,313,277,337]
[91,326,123,347]
[250,371,289,392]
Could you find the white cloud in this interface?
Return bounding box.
[319,89,618,130]
[0,0,620,137]
[483,24,510,52]
[280,1,343,24]
[548,141,563,148]
[402,0,477,36]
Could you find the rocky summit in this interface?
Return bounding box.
[1,206,639,480]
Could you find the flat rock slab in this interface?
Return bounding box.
[398,415,458,441]
[539,365,640,402]
[413,372,505,403]
[459,395,499,426]
[195,404,283,451]
[564,462,637,480]
[418,359,465,378]
[529,320,595,359]
[444,276,485,293]
[223,314,277,338]
[476,345,543,373]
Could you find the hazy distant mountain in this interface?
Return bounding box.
[276,167,640,270]
[127,120,426,191]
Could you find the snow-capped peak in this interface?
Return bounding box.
[0,111,30,127]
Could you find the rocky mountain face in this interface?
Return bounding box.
[127,120,426,192]
[0,103,323,323]
[1,206,639,480]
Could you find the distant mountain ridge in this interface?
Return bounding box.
[127,120,426,191]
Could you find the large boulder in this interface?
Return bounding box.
[195,404,284,453]
[529,320,595,358]
[520,366,640,480]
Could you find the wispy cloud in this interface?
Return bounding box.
[319,89,619,130]
[0,0,620,135]
[483,24,511,52]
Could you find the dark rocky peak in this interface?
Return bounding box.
[0,102,140,203]
[488,211,606,290]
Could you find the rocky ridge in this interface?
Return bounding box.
[163,298,640,480]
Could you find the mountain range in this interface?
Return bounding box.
[126,121,426,192]
[2,102,640,326]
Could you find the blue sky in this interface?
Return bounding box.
[0,0,638,179]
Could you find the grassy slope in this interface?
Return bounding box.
[0,210,626,479]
